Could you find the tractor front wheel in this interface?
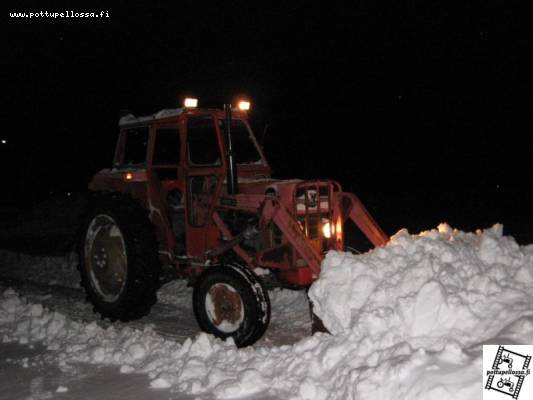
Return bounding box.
[193,264,270,347]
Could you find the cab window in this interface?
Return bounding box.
[123,127,149,165]
[187,116,221,166]
[153,128,180,165]
[218,119,262,164]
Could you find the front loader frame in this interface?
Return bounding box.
[200,187,388,287]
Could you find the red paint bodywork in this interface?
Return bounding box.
[89,107,388,287]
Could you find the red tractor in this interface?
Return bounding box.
[79,97,388,346]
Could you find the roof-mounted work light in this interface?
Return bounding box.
[237,100,251,111]
[183,97,198,108]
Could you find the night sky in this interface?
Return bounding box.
[3,2,532,242]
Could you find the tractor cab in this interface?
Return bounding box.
[92,99,272,262]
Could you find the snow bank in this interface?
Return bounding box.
[1,224,532,400]
[310,223,533,342]
[308,223,533,399]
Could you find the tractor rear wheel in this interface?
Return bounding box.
[192,264,270,347]
[79,194,160,321]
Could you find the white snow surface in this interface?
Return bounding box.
[1,224,532,399]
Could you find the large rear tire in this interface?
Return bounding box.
[79,194,160,321]
[193,264,270,347]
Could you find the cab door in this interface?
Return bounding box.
[149,122,185,255]
[184,113,225,256]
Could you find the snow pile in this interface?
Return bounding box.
[1,224,532,400]
[308,223,533,399]
[310,223,533,342]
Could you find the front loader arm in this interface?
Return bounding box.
[210,191,386,280]
[213,194,323,276]
[334,192,389,247]
[261,197,323,277]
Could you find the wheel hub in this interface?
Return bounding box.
[205,283,243,332]
[85,214,127,302]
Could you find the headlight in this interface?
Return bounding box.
[322,220,332,239]
[336,217,342,238]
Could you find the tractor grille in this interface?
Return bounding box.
[295,183,332,241]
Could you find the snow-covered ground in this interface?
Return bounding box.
[1,224,532,399]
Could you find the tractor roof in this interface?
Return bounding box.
[118,107,231,127]
[119,107,247,127]
[119,108,186,127]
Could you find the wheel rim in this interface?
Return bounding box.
[205,283,244,333]
[85,214,127,302]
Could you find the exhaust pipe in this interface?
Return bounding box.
[224,104,238,195]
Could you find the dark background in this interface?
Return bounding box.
[2,1,532,243]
